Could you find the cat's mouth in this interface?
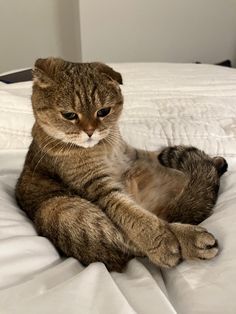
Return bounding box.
[79,137,99,148]
[77,129,111,148]
[68,131,102,148]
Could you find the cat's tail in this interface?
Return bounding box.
[158,146,228,224]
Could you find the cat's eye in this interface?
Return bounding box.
[61,112,78,120]
[97,107,111,118]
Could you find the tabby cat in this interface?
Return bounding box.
[15,58,228,271]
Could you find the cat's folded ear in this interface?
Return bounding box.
[33,57,63,88]
[91,62,123,85]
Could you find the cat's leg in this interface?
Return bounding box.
[123,149,220,259]
[123,167,219,262]
[158,146,228,178]
[16,170,138,271]
[17,166,186,269]
[58,156,220,268]
[124,143,226,222]
[38,196,217,269]
[157,145,228,224]
[34,195,137,272]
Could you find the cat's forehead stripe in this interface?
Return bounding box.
[75,89,83,108]
[90,84,98,104]
[74,80,100,112]
[74,89,91,111]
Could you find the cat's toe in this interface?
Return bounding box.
[212,156,228,177]
[194,231,219,260]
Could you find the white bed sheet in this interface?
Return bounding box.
[0,63,236,314]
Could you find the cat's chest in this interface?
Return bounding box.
[58,146,131,181]
[105,150,131,179]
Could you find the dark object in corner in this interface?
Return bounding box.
[195,60,232,68]
[215,60,232,67]
[0,69,32,84]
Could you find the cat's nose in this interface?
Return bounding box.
[84,128,95,137]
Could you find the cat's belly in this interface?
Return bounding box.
[122,159,187,214]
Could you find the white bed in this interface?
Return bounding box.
[0,63,236,314]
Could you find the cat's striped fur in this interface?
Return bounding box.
[15,58,227,271]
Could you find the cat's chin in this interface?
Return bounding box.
[78,139,100,148]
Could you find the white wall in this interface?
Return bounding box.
[79,0,236,66]
[1,0,236,72]
[0,0,81,72]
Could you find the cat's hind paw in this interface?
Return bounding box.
[212,156,228,177]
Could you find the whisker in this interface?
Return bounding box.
[29,135,56,165]
[24,139,64,195]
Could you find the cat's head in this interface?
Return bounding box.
[32,57,123,148]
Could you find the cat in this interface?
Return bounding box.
[15,57,228,271]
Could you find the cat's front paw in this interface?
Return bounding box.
[146,225,182,268]
[170,223,219,261]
